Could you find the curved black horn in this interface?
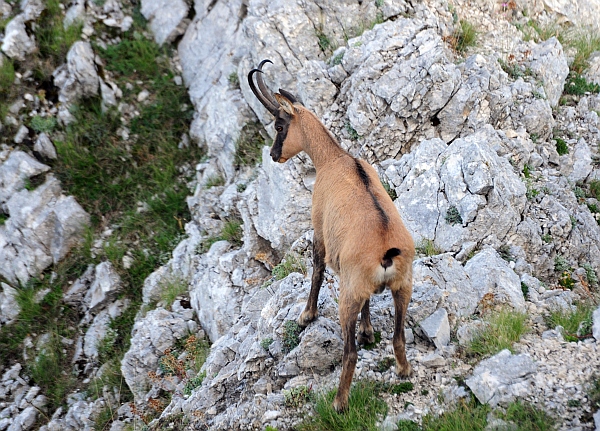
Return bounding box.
[248,59,279,115]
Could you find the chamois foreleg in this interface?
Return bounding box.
[298,235,326,327]
[357,298,375,345]
[391,287,412,377]
[333,290,363,412]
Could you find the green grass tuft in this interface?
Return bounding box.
[96,34,161,77]
[415,239,442,256]
[545,302,595,342]
[298,381,388,431]
[272,253,307,280]
[422,398,489,431]
[499,400,557,431]
[445,206,462,225]
[564,74,600,95]
[589,180,600,200]
[35,0,83,66]
[159,278,188,309]
[466,308,528,357]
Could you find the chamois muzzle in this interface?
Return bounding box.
[248,59,279,115]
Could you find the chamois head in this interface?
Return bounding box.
[248,60,303,163]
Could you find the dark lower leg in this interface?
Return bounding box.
[333,298,362,412]
[298,236,326,327]
[357,299,375,345]
[392,289,411,377]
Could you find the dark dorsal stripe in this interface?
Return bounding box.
[381,248,401,268]
[353,158,389,229]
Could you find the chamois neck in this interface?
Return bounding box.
[297,109,346,170]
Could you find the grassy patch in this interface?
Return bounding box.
[466,308,528,357]
[499,400,556,431]
[453,20,477,53]
[235,121,267,168]
[422,398,489,431]
[35,0,83,67]
[564,74,600,95]
[96,34,161,78]
[159,278,188,309]
[589,180,600,200]
[345,121,360,140]
[204,174,225,189]
[284,385,313,408]
[545,302,595,342]
[272,253,307,280]
[198,218,243,253]
[297,380,388,431]
[415,239,442,256]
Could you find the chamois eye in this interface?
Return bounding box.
[276,126,283,132]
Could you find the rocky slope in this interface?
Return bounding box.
[1,0,600,430]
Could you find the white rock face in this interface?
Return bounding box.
[141,0,189,45]
[1,15,36,61]
[593,306,600,342]
[527,37,569,107]
[0,282,20,324]
[419,308,450,349]
[33,133,58,159]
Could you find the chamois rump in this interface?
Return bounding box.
[248,60,414,412]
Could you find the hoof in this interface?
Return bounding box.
[332,397,348,413]
[298,309,317,327]
[396,361,412,378]
[357,329,375,345]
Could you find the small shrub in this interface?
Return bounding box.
[297,380,388,431]
[522,164,532,178]
[183,371,206,396]
[498,58,531,79]
[445,206,462,225]
[588,375,600,411]
[555,137,568,155]
[282,320,302,353]
[554,254,570,273]
[397,420,420,431]
[345,121,360,140]
[582,263,598,286]
[236,183,247,193]
[564,74,600,95]
[589,180,600,200]
[316,30,331,52]
[228,72,240,89]
[526,181,540,200]
[30,116,57,133]
[284,385,313,408]
[546,303,595,342]
[376,357,395,372]
[521,282,529,296]
[221,219,243,247]
[415,239,442,256]
[272,253,307,280]
[331,52,344,66]
[497,244,513,262]
[261,337,274,351]
[541,234,552,243]
[0,213,8,225]
[466,308,528,357]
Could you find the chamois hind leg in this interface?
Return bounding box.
[357,298,375,345]
[333,290,363,412]
[298,234,326,327]
[391,287,412,377]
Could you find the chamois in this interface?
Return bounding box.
[248,60,415,412]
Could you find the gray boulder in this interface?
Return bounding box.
[527,37,569,107]
[0,151,50,210]
[0,282,19,324]
[33,133,58,160]
[593,306,600,342]
[121,307,195,401]
[419,308,450,349]
[141,0,189,45]
[466,349,537,406]
[84,261,122,313]
[0,176,90,285]
[1,15,36,61]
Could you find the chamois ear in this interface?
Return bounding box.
[274,93,295,116]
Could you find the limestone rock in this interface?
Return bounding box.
[121,307,195,400]
[84,261,122,313]
[141,0,189,45]
[593,306,600,342]
[0,282,19,324]
[419,308,450,349]
[33,133,57,160]
[527,37,569,107]
[466,349,537,407]
[1,15,36,61]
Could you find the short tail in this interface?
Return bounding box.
[381,248,401,269]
